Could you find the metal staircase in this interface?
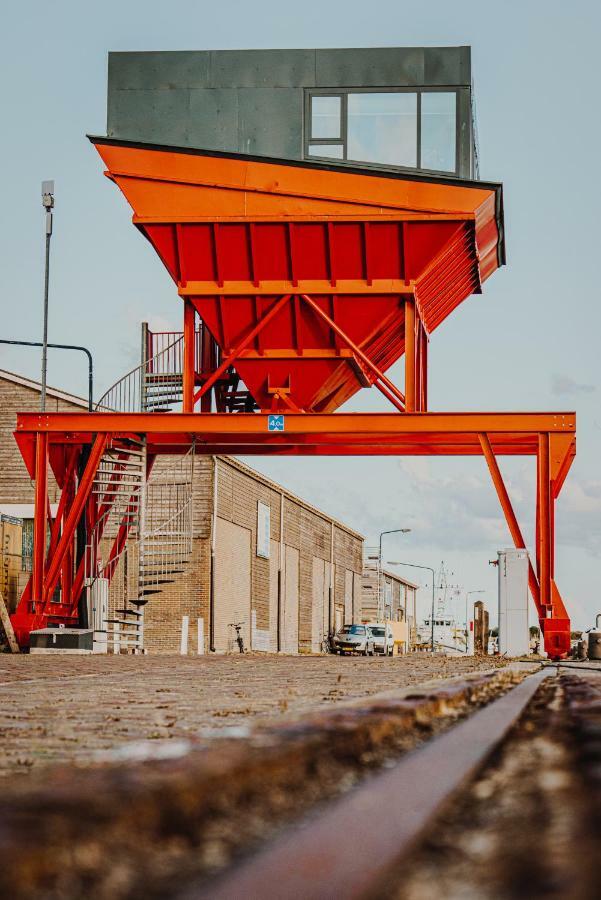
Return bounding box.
[139,444,195,611]
[86,437,146,651]
[95,323,258,415]
[85,437,195,653]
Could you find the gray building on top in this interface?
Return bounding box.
[107,46,478,179]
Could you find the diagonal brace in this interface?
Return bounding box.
[193,294,292,404]
[479,433,541,611]
[42,434,108,605]
[300,294,406,412]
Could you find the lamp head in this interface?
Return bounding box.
[42,181,54,210]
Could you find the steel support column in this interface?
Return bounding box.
[404,298,416,412]
[182,301,196,413]
[537,433,552,612]
[31,433,49,606]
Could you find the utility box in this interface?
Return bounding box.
[498,549,529,657]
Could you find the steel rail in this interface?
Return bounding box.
[192,668,552,900]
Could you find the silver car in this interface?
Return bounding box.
[368,624,394,656]
[333,624,375,656]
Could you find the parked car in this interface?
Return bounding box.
[367,623,394,656]
[333,624,375,656]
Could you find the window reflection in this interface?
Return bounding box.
[421,92,456,172]
[347,92,417,168]
[308,143,344,159]
[311,96,341,139]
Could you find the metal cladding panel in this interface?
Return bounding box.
[91,138,502,412]
[208,49,317,88]
[236,88,303,158]
[188,90,239,152]
[108,89,192,145]
[108,51,212,91]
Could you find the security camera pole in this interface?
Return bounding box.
[40,180,54,412]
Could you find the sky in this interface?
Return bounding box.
[1,0,600,629]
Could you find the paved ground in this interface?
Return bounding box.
[0,653,507,777]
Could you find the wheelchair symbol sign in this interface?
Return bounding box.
[268,415,285,432]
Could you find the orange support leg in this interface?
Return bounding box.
[183,300,196,413]
[404,298,416,412]
[537,433,570,658]
[31,433,48,607]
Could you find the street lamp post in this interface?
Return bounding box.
[378,529,411,620]
[387,560,435,651]
[41,180,55,412]
[465,590,485,654]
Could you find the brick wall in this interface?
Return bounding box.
[0,374,86,505]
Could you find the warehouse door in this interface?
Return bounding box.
[214,518,251,653]
[282,546,299,653]
[269,539,280,651]
[311,557,329,652]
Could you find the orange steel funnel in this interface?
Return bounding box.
[90,137,504,412]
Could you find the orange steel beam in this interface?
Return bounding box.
[193,294,292,404]
[479,433,541,609]
[16,411,576,441]
[182,300,196,413]
[179,279,416,296]
[31,433,48,604]
[299,294,406,412]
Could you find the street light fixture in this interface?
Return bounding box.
[41,180,55,412]
[377,529,411,619]
[387,560,436,652]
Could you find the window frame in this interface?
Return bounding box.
[304,86,460,177]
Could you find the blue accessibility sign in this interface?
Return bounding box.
[268,414,285,432]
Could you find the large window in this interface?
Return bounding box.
[306,89,458,175]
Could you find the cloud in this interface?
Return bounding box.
[551,373,595,395]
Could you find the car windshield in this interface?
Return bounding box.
[370,627,385,636]
[340,625,365,635]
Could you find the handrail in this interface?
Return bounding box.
[95,335,183,413]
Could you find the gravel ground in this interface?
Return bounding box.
[0,652,507,776]
[385,669,601,900]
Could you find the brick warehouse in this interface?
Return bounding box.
[0,369,364,654]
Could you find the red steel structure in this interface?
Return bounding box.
[10,138,576,658]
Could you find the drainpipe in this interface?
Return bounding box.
[277,492,284,652]
[329,523,334,635]
[209,458,218,652]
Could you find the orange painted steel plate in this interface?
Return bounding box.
[90,138,504,414]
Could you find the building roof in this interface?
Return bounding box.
[216,455,364,541]
[382,568,419,590]
[0,369,88,409]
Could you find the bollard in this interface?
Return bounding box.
[180,615,189,655]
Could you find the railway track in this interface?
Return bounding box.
[2,663,600,899]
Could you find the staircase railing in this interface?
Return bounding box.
[95,335,184,413]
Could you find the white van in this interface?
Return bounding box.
[367,623,394,656]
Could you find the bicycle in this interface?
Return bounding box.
[321,632,334,654]
[228,621,245,654]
